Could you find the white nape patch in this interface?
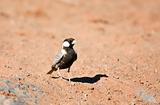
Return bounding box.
[72,40,76,45]
[63,41,70,47]
[61,49,67,55]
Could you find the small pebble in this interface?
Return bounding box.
[108,97,111,100]
[19,68,22,70]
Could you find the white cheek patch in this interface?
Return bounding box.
[63,41,70,47]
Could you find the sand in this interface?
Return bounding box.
[0,0,160,105]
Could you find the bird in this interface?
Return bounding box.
[47,38,77,80]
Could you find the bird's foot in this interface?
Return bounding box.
[68,78,75,86]
[59,76,63,79]
[50,74,61,79]
[51,76,60,79]
[69,82,75,86]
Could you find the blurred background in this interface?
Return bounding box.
[0,0,160,105]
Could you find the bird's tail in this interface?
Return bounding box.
[47,66,57,74]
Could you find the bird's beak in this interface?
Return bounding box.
[72,40,76,45]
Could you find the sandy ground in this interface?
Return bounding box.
[0,0,160,105]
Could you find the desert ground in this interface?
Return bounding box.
[0,0,160,105]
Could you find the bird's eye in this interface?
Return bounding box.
[63,41,70,47]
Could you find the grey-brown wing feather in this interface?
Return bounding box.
[52,50,64,66]
[47,50,64,74]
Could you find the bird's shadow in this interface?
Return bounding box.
[62,74,108,84]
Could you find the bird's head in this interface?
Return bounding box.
[62,38,76,48]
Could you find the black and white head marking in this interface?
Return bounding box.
[62,38,76,48]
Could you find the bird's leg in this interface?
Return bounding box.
[67,67,70,73]
[57,68,62,79]
[67,67,71,82]
[67,68,75,86]
[68,67,75,86]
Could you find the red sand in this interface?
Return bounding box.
[0,0,160,105]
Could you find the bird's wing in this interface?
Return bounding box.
[52,50,64,66]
